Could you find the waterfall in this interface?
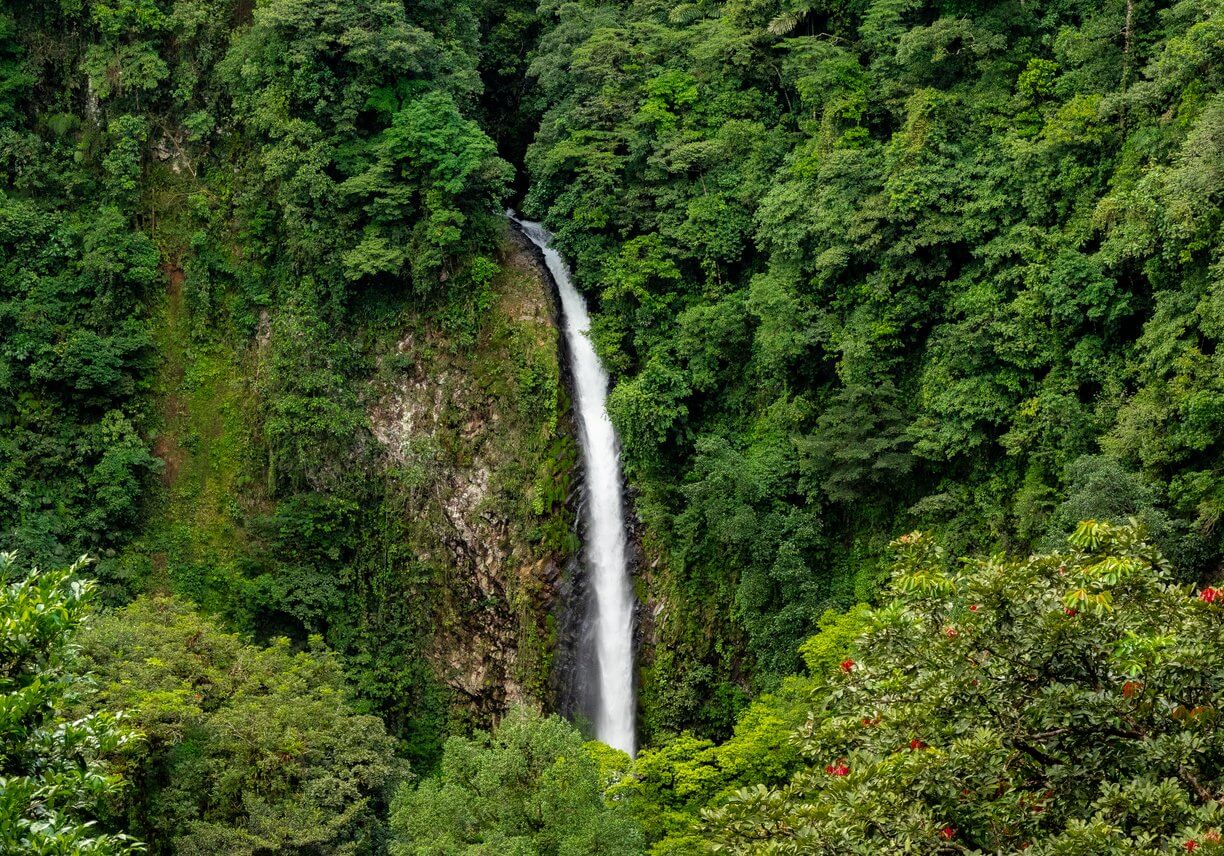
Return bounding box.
[512,214,637,756]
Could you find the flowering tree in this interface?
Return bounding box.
[704,521,1224,854]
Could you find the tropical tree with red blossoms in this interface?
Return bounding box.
[703,520,1224,854]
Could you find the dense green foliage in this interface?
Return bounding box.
[610,607,869,853]
[0,0,555,779]
[0,554,140,855]
[5,0,1224,851]
[696,520,1224,853]
[79,595,404,854]
[524,0,1224,733]
[0,3,163,563]
[391,706,644,855]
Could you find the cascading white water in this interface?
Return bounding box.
[512,214,636,756]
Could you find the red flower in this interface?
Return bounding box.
[825,760,850,776]
[969,604,979,612]
[1122,680,1142,698]
[1064,607,1078,617]
[909,738,927,750]
[840,659,855,673]
[940,826,956,841]
[943,626,959,639]
[1185,841,1199,852]
[1200,587,1220,604]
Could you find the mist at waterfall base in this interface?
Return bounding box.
[513,214,637,756]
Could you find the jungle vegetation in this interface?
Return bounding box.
[2,0,1223,853]
[522,0,1224,733]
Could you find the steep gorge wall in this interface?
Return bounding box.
[122,226,579,756]
[365,229,578,720]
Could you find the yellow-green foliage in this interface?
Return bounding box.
[391,707,644,855]
[0,554,141,855]
[80,595,405,852]
[616,606,874,852]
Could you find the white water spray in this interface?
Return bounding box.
[512,214,636,755]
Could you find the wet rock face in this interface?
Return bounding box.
[366,230,574,724]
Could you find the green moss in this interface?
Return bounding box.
[119,270,263,620]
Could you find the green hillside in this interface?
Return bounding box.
[2,1,1222,853]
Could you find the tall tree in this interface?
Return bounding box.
[79,595,405,854]
[391,707,645,856]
